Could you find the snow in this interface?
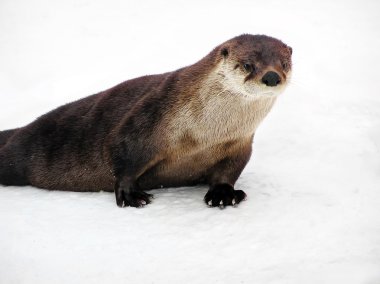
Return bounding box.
[1,0,380,283]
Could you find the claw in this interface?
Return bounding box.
[204,185,247,209]
[115,187,153,208]
[219,200,225,209]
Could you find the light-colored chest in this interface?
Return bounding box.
[167,92,276,152]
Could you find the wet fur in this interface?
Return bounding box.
[0,34,292,207]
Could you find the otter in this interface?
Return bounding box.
[0,34,292,208]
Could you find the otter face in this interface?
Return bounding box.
[218,34,292,100]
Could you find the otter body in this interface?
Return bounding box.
[0,34,292,208]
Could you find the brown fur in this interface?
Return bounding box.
[0,34,292,207]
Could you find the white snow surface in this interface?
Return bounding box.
[1,0,380,283]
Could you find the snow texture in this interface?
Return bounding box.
[1,0,380,283]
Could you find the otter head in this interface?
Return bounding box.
[216,34,292,100]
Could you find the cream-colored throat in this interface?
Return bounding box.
[166,71,277,148]
[166,89,274,149]
[193,87,277,142]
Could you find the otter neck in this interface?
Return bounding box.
[193,78,277,142]
[166,81,276,148]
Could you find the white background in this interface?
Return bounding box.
[0,0,379,283]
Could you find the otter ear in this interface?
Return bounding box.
[288,46,293,55]
[221,47,229,58]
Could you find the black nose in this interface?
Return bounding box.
[261,71,281,87]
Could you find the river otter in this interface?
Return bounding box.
[0,34,292,208]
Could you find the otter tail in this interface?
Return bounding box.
[0,128,29,186]
[0,128,18,148]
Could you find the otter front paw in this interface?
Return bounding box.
[204,183,246,208]
[115,188,153,208]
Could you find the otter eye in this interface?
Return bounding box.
[282,62,289,70]
[243,63,252,72]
